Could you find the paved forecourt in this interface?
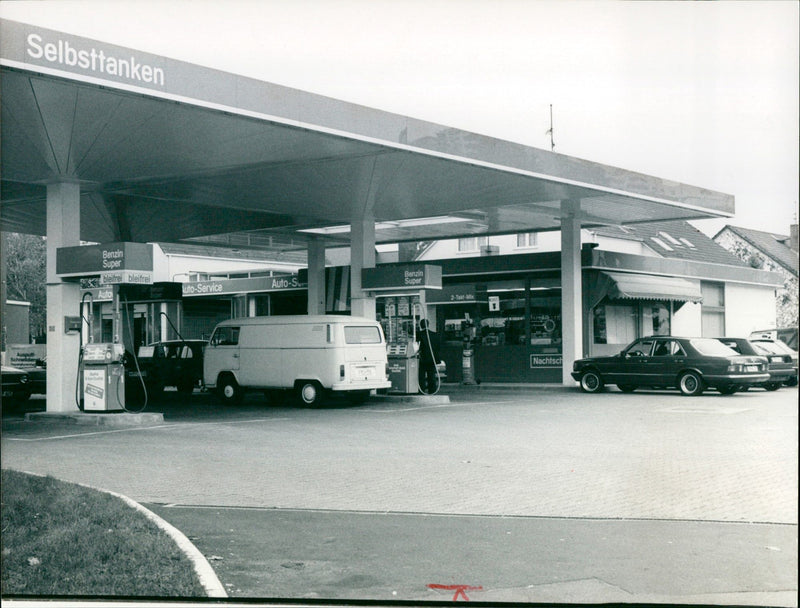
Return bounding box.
[1,386,796,525]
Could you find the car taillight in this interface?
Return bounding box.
[340,364,345,380]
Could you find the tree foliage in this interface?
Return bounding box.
[4,232,47,341]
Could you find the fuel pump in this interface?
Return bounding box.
[76,288,149,412]
[461,316,477,385]
[363,264,443,395]
[81,342,126,411]
[382,295,420,394]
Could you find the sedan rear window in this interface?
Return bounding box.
[344,326,382,344]
[691,338,738,356]
[752,341,782,355]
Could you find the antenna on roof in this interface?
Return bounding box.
[545,104,555,152]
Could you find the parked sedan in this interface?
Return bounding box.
[748,338,798,387]
[1,365,31,405]
[571,336,769,396]
[717,338,795,391]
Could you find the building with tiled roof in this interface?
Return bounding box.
[587,220,748,267]
[713,224,798,327]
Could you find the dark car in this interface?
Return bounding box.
[2,365,31,405]
[717,338,795,391]
[750,327,798,351]
[571,336,769,396]
[26,357,47,395]
[135,340,206,395]
[748,338,798,387]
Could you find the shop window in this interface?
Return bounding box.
[458,236,488,253]
[643,304,670,337]
[443,314,472,343]
[480,289,526,346]
[593,301,670,346]
[232,294,248,318]
[436,282,561,351]
[593,304,637,345]
[253,295,270,316]
[529,295,561,350]
[515,233,538,249]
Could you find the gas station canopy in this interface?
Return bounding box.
[1,19,733,253]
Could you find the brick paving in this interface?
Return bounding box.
[2,386,796,524]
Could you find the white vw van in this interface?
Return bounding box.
[203,315,391,405]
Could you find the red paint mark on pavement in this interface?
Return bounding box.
[427,583,483,601]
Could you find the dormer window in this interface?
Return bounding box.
[651,237,674,251]
[658,231,681,246]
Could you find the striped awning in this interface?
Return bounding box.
[592,271,703,309]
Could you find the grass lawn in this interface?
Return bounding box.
[1,469,207,598]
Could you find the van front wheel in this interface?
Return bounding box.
[296,380,325,407]
[217,375,243,405]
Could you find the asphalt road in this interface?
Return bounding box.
[2,385,797,604]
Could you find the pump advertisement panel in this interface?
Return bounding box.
[82,368,106,411]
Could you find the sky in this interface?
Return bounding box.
[1,0,798,238]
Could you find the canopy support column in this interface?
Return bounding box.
[561,199,583,386]
[350,212,376,320]
[306,238,326,315]
[46,181,81,412]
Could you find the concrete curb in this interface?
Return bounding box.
[24,411,165,426]
[370,393,450,404]
[442,382,577,392]
[16,470,227,598]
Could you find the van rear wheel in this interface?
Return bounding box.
[296,380,325,406]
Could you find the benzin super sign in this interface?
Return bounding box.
[26,33,165,86]
[102,249,124,269]
[404,269,424,286]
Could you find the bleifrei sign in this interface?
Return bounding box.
[56,242,154,285]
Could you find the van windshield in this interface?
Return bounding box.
[344,326,382,344]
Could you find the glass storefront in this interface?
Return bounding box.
[431,279,563,383]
